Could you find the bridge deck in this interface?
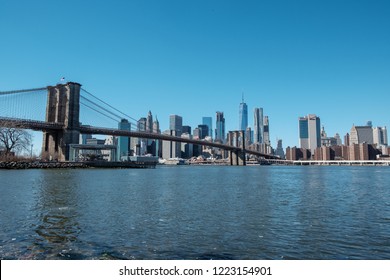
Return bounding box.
[0,117,279,159]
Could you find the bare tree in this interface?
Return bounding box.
[0,127,32,156]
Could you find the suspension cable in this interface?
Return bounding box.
[80,95,123,120]
[81,88,139,123]
[79,101,120,123]
[0,87,47,95]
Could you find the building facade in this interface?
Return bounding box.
[253,107,264,144]
[263,116,270,145]
[215,111,225,143]
[117,119,131,159]
[350,125,374,145]
[299,114,321,154]
[202,117,213,139]
[239,97,248,131]
[169,115,183,136]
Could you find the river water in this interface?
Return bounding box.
[1,165,390,260]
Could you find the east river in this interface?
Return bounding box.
[1,165,390,260]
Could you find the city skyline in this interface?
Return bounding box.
[1,0,389,150]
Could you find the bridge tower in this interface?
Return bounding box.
[42,82,81,161]
[227,131,246,166]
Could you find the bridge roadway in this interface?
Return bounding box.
[0,117,279,159]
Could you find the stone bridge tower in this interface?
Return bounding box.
[42,82,81,161]
[227,130,246,166]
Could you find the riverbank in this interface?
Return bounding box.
[0,161,156,169]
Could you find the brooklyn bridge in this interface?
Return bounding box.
[0,82,280,165]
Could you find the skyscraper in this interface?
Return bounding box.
[215,111,225,143]
[137,117,147,155]
[202,117,213,139]
[153,116,160,134]
[275,139,285,159]
[239,95,248,131]
[299,114,321,153]
[117,119,131,159]
[170,115,183,136]
[373,126,388,146]
[263,116,270,145]
[146,111,153,133]
[198,124,209,139]
[350,125,373,145]
[253,108,264,143]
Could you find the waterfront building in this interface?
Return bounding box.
[299,114,321,154]
[79,127,92,145]
[117,119,131,159]
[202,117,213,139]
[102,136,116,161]
[170,115,183,136]
[215,111,226,143]
[239,95,248,131]
[286,146,311,161]
[263,116,270,145]
[253,108,264,144]
[349,143,369,160]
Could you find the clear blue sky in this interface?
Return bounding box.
[1,0,389,150]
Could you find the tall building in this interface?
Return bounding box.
[170,115,183,136]
[153,116,160,134]
[152,116,161,157]
[275,139,285,159]
[197,124,209,139]
[182,125,192,135]
[146,111,153,133]
[344,133,350,146]
[162,130,181,159]
[263,116,270,145]
[299,114,321,153]
[117,119,131,159]
[202,117,213,139]
[239,95,248,131]
[245,127,252,148]
[373,126,388,146]
[215,111,225,143]
[137,117,147,155]
[253,108,264,144]
[350,125,373,145]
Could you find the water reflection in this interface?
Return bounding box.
[31,170,82,259]
[1,166,390,260]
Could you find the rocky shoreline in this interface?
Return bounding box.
[0,161,157,169]
[0,161,88,169]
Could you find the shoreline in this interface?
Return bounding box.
[0,161,157,169]
[1,160,389,169]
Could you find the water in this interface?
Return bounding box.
[1,165,390,260]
